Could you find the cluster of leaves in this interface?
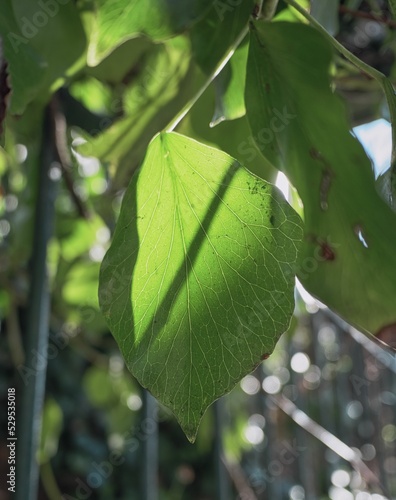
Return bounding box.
[1,0,396,444]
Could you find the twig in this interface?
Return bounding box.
[272,395,390,496]
[165,24,249,132]
[50,96,90,219]
[323,309,396,369]
[221,457,258,500]
[339,5,396,28]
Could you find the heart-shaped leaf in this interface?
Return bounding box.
[99,132,302,441]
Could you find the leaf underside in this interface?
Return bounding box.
[99,132,302,441]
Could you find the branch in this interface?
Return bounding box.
[165,24,249,132]
[221,457,258,500]
[50,96,90,219]
[272,395,390,497]
[339,5,396,28]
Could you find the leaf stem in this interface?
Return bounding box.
[165,24,249,133]
[284,0,396,179]
[260,0,279,20]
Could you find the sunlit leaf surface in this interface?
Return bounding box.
[99,132,302,440]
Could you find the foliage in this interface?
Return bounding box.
[1,0,396,452]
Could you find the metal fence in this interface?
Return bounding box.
[8,301,396,500]
[138,309,396,500]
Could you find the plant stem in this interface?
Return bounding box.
[284,0,396,186]
[284,0,382,79]
[261,0,279,20]
[165,25,249,133]
[50,96,90,219]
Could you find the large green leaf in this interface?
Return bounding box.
[99,132,302,441]
[0,0,86,113]
[246,21,396,341]
[86,0,212,65]
[12,0,86,92]
[0,3,45,114]
[190,0,254,73]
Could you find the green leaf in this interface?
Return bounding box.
[274,0,310,22]
[69,76,114,115]
[12,0,86,95]
[38,398,63,464]
[211,40,248,127]
[86,37,153,85]
[86,0,212,65]
[246,21,396,339]
[58,214,106,262]
[0,0,86,113]
[389,0,396,19]
[177,81,277,183]
[78,36,192,191]
[0,4,46,114]
[99,132,302,441]
[62,259,106,332]
[190,0,254,73]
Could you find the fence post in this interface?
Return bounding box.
[142,390,158,500]
[16,106,57,500]
[214,398,232,500]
